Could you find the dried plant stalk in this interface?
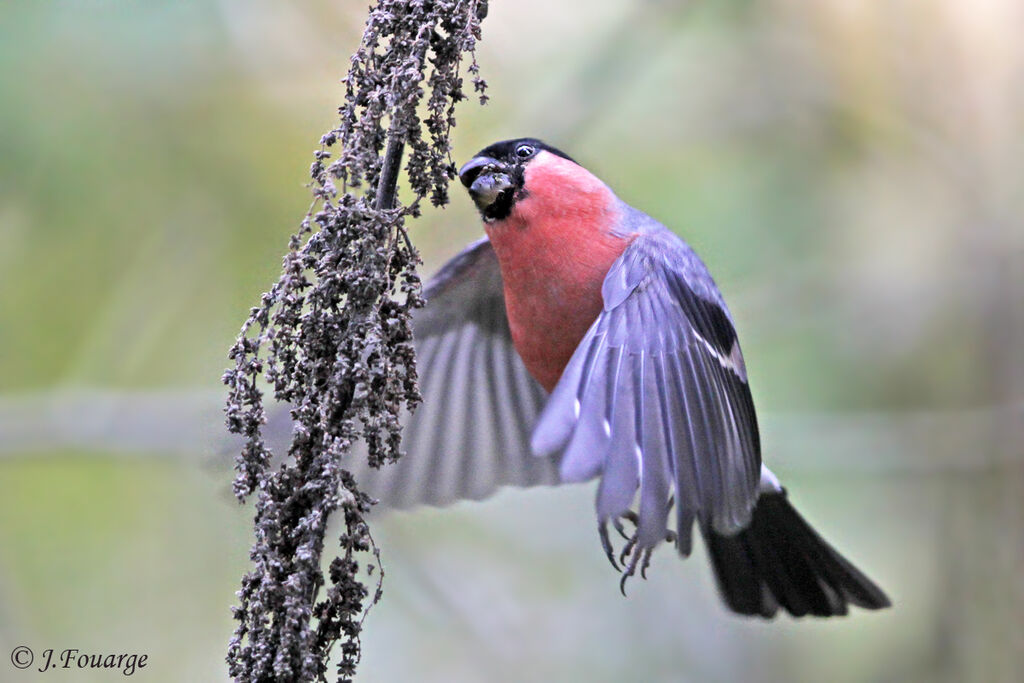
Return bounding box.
[222,2,489,681]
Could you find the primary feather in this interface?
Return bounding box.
[532,210,762,546]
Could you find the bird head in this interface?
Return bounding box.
[458,138,577,223]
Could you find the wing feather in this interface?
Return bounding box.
[336,237,557,508]
[533,231,761,545]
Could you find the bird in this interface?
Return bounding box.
[347,137,891,618]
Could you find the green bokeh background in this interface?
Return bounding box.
[1,1,1021,681]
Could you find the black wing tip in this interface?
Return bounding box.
[703,491,891,619]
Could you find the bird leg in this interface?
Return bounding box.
[599,500,678,595]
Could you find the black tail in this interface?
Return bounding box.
[702,490,891,618]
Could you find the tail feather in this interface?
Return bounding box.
[703,490,891,618]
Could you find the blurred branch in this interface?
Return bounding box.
[1,389,1020,473]
[0,390,225,458]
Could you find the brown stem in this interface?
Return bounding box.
[375,134,404,211]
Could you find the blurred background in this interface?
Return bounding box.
[1,0,1022,681]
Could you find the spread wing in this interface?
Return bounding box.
[346,236,559,507]
[531,231,761,553]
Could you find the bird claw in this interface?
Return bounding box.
[600,500,678,595]
[599,511,659,596]
[619,545,655,596]
[612,510,638,541]
[598,519,620,571]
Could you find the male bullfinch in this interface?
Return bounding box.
[350,138,891,618]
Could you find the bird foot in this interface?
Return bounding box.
[598,511,677,596]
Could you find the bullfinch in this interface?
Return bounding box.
[349,138,891,618]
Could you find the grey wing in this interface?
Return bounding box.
[531,232,761,553]
[347,236,559,507]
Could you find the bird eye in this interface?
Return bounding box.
[514,144,535,159]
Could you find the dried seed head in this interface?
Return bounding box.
[224,2,488,681]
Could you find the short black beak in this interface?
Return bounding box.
[458,156,501,188]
